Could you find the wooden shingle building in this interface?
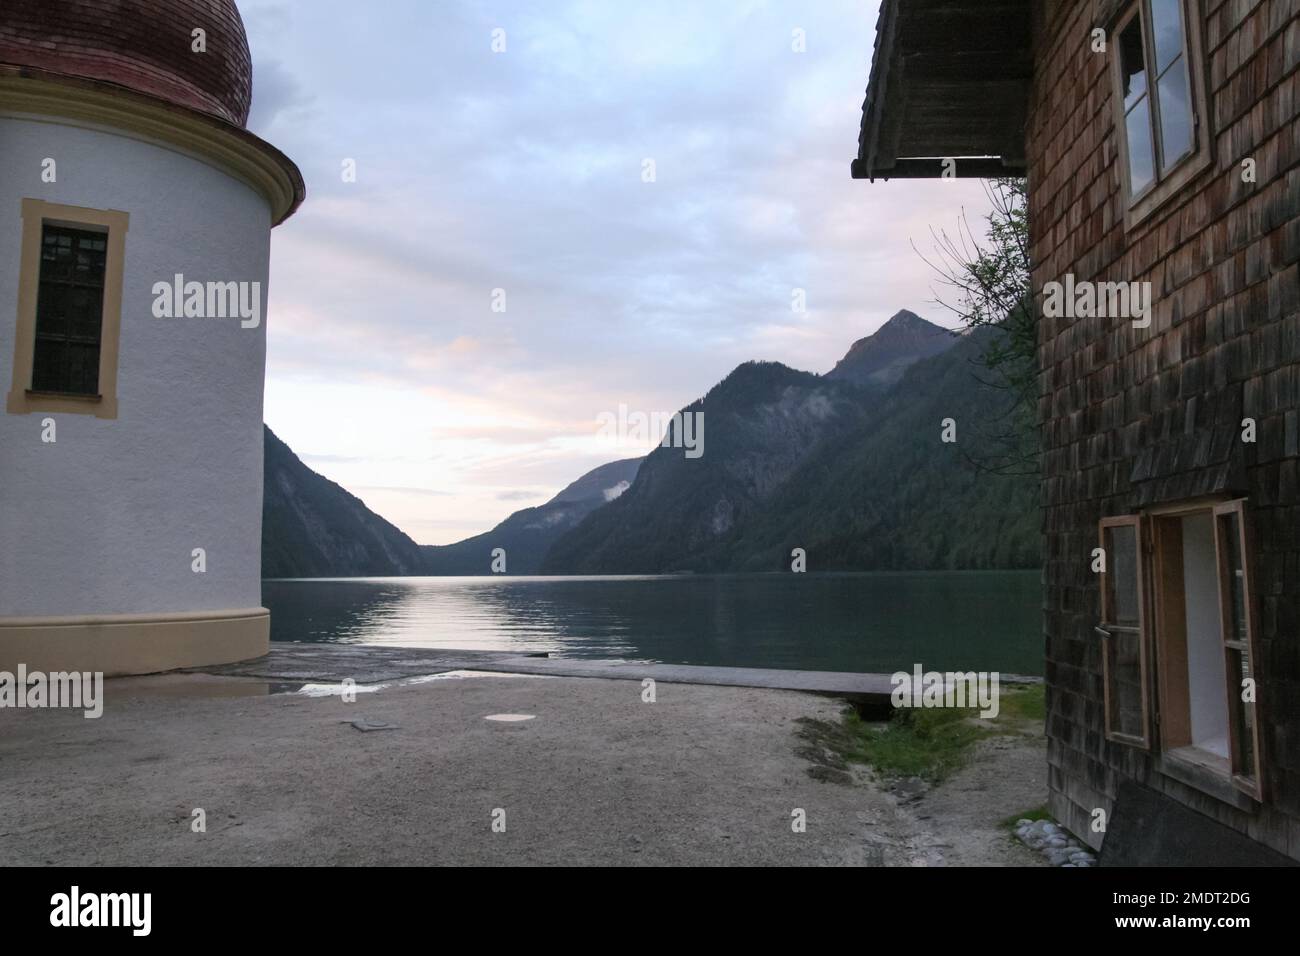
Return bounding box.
[856,0,1299,861]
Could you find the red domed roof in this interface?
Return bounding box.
[0,0,253,127]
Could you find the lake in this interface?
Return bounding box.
[263,571,1043,675]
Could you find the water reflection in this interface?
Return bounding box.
[263,572,1042,675]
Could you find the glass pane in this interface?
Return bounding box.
[42,234,75,281]
[1150,0,1186,74]
[1105,524,1140,626]
[34,284,71,337]
[1158,56,1194,168]
[1228,647,1256,779]
[1119,17,1148,109]
[1126,98,1156,195]
[31,339,98,394]
[31,339,68,392]
[1218,512,1248,643]
[33,225,107,396]
[1107,629,1146,739]
[70,286,105,339]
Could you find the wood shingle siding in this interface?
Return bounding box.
[1032,0,1300,856]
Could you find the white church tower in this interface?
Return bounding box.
[0,1,303,674]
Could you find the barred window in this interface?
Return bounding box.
[6,200,127,419]
[32,225,109,397]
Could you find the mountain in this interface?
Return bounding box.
[541,316,1039,573]
[826,309,958,388]
[420,458,642,575]
[540,362,872,572]
[261,425,427,578]
[261,424,640,577]
[690,328,1039,571]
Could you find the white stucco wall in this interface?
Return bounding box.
[0,114,273,617]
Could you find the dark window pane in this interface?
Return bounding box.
[31,224,107,396]
[1158,56,1195,169]
[1126,97,1156,195]
[1106,524,1140,626]
[34,285,70,337]
[1229,647,1256,778]
[1119,17,1148,109]
[1107,628,1146,739]
[1150,0,1186,74]
[1218,512,1248,643]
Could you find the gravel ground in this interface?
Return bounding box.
[0,672,1046,866]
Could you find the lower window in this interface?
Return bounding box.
[1098,499,1264,801]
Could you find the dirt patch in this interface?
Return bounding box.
[0,672,1045,866]
[793,695,1050,866]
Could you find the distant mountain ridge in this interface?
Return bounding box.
[826,309,958,388]
[260,309,1038,578]
[261,430,640,578]
[421,457,642,574]
[541,311,1037,573]
[691,328,1039,571]
[541,361,871,572]
[261,426,427,578]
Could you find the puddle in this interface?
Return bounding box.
[105,669,550,702]
[295,682,387,698]
[108,674,303,699]
[405,670,552,684]
[484,713,536,722]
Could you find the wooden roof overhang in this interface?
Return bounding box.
[852,0,1034,181]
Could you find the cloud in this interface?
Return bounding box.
[603,480,631,502]
[497,490,543,502]
[247,58,312,132]
[351,486,455,498]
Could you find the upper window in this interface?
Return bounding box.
[1110,0,1210,223]
[6,200,128,419]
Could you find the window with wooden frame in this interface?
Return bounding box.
[1109,0,1211,227]
[1213,501,1264,799]
[1099,516,1152,747]
[1101,499,1266,803]
[6,199,128,419]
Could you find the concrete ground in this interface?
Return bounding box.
[0,671,1046,866]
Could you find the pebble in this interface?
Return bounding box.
[1014,818,1097,868]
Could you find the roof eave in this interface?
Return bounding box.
[852,0,1034,182]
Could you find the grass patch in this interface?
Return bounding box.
[797,704,987,785]
[796,682,1046,786]
[848,706,987,782]
[1000,805,1050,829]
[996,683,1045,723]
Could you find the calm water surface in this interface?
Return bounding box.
[263,572,1042,675]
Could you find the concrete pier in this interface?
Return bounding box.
[190,643,1040,703]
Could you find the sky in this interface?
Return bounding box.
[239,0,993,545]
